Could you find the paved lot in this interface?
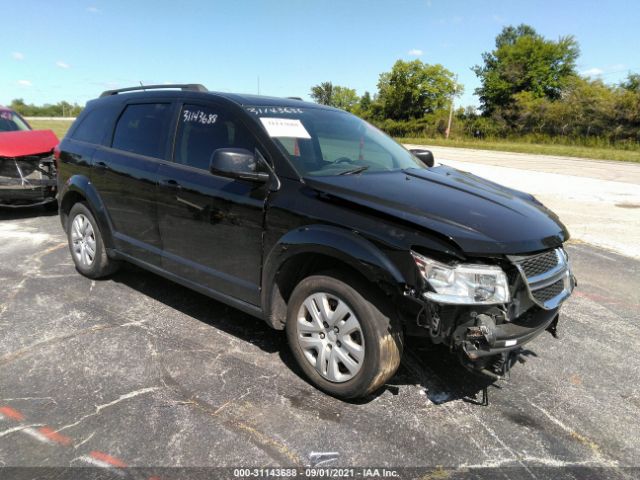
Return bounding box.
[0,205,639,478]
[405,145,640,259]
[407,145,640,184]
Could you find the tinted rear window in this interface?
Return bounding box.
[70,105,118,144]
[112,103,172,159]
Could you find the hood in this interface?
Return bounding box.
[0,130,59,158]
[304,166,569,255]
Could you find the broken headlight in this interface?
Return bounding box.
[411,251,510,305]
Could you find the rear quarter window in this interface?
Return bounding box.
[70,104,119,145]
[111,103,172,159]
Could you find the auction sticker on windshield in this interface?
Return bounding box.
[259,117,311,139]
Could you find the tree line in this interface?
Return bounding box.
[8,98,83,118]
[311,24,640,146]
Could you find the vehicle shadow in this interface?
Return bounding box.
[389,340,537,406]
[0,205,58,220]
[110,263,537,407]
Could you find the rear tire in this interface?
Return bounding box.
[67,202,120,278]
[286,271,403,399]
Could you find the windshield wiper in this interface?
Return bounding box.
[338,165,369,175]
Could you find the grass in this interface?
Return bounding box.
[27,118,640,163]
[398,136,640,163]
[29,119,74,139]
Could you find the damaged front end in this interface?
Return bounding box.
[409,247,576,378]
[0,130,59,208]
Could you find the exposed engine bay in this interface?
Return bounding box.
[0,129,59,207]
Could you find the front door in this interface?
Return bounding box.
[156,102,268,305]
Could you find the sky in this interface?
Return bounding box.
[2,0,639,109]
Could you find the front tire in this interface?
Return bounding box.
[286,272,403,399]
[67,202,119,278]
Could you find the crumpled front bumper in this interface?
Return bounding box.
[0,155,57,207]
[462,308,559,360]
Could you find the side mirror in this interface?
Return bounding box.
[209,148,270,183]
[409,149,435,168]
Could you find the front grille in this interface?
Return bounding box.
[519,250,559,278]
[508,248,573,310]
[532,278,564,303]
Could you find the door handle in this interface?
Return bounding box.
[159,179,182,190]
[94,161,108,170]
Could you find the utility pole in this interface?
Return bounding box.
[445,97,454,139]
[445,75,458,140]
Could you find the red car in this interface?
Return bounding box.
[0,107,59,208]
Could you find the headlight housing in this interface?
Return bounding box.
[411,251,510,305]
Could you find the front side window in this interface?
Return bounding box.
[0,110,31,132]
[173,104,256,171]
[112,103,172,159]
[246,106,425,176]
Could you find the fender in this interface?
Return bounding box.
[59,175,115,251]
[261,224,409,329]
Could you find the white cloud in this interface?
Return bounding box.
[11,52,24,60]
[408,49,424,56]
[581,64,629,78]
[492,14,506,23]
[87,6,101,14]
[581,67,604,77]
[56,61,70,69]
[17,80,33,87]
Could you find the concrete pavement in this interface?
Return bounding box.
[405,144,640,259]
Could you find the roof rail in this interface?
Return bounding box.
[286,96,303,101]
[99,84,208,98]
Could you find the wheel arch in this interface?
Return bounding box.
[262,225,409,330]
[59,175,115,250]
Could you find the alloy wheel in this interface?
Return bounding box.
[71,214,96,267]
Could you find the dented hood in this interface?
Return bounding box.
[0,130,59,158]
[304,166,569,255]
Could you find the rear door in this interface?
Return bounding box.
[156,101,268,305]
[91,101,176,265]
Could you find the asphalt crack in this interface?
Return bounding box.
[56,387,161,433]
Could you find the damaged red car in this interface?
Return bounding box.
[0,107,59,208]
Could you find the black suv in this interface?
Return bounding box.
[57,84,575,399]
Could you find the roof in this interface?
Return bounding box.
[93,85,336,111]
[211,92,334,110]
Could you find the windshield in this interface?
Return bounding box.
[246,106,426,176]
[0,110,31,132]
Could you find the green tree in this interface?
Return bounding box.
[310,81,334,105]
[310,82,359,111]
[473,24,579,114]
[331,86,359,111]
[359,91,372,111]
[621,73,640,93]
[10,98,31,116]
[377,60,462,120]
